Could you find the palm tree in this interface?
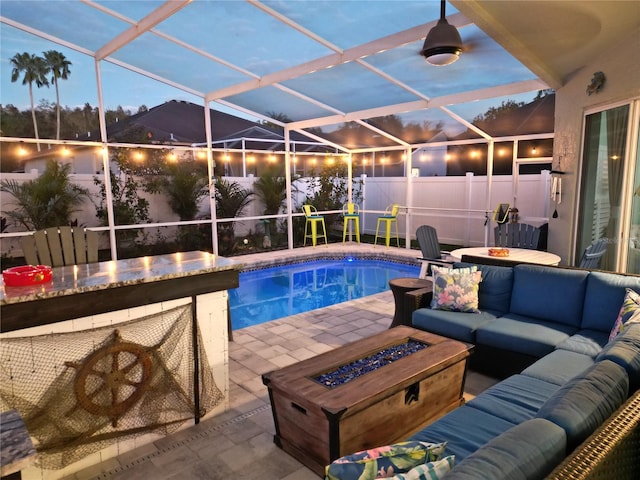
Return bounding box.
[0,160,89,230]
[214,177,253,253]
[214,177,254,220]
[10,52,49,149]
[254,165,288,215]
[43,50,72,140]
[157,163,208,221]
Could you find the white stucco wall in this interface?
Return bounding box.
[551,26,640,265]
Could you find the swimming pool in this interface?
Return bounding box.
[229,258,420,330]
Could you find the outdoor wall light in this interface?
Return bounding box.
[420,0,462,66]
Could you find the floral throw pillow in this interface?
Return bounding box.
[609,288,640,340]
[388,455,455,480]
[430,265,482,313]
[324,441,447,480]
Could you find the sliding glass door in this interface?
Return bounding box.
[577,101,640,272]
[625,124,640,273]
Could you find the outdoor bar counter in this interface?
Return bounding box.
[0,251,241,480]
[0,251,240,333]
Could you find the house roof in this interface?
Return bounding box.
[454,93,556,140]
[101,100,325,151]
[104,100,260,144]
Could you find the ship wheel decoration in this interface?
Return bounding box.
[65,329,154,427]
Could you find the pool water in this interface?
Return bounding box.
[229,258,419,330]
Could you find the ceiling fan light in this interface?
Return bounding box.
[421,18,462,66]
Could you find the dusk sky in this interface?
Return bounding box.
[1,1,542,136]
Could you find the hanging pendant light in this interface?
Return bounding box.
[420,0,462,66]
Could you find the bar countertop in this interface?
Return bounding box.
[1,251,241,305]
[0,251,242,332]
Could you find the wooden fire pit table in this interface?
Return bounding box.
[262,326,473,476]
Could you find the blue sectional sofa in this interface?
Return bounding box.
[405,264,640,479]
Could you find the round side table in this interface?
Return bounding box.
[388,277,432,328]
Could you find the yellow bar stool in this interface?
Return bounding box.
[342,203,360,243]
[303,205,327,247]
[374,203,400,247]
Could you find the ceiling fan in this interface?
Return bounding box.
[420,0,463,66]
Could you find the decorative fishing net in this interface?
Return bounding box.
[0,304,224,470]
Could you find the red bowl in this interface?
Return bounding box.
[2,265,53,286]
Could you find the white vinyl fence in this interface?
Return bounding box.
[0,170,552,257]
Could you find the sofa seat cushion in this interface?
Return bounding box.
[596,323,640,392]
[510,265,588,328]
[581,271,640,332]
[441,419,566,480]
[455,262,513,314]
[408,406,515,462]
[466,374,560,424]
[555,330,609,357]
[475,314,577,358]
[412,309,497,343]
[521,349,595,385]
[535,360,629,451]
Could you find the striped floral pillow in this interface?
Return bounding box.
[430,265,482,313]
[609,288,640,340]
[325,441,447,480]
[388,455,455,479]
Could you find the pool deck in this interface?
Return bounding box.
[62,244,497,480]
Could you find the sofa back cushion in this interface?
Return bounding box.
[596,323,640,392]
[442,418,566,480]
[454,262,513,314]
[581,271,640,332]
[535,360,629,451]
[510,265,588,327]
